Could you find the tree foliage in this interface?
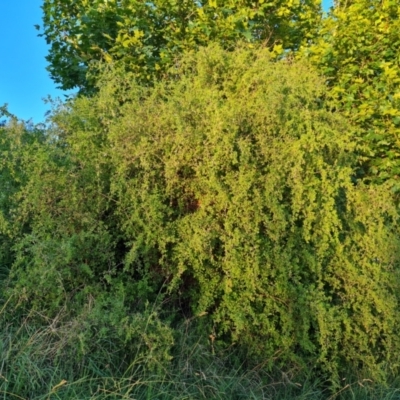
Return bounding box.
[2,45,400,384]
[305,0,400,184]
[41,0,321,92]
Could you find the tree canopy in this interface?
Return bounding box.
[41,0,321,92]
[306,0,400,184]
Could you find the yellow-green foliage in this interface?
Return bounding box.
[41,0,321,92]
[2,45,400,385]
[103,46,400,381]
[305,0,400,184]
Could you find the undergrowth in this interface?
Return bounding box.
[1,308,400,400]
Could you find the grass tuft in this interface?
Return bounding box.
[0,309,399,400]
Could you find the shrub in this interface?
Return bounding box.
[2,44,400,385]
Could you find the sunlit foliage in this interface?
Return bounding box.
[2,46,400,386]
[41,0,321,92]
[305,0,400,185]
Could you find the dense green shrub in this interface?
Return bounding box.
[2,45,400,386]
[0,113,173,375]
[0,117,47,289]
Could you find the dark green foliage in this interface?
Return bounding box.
[1,45,400,390]
[0,113,173,379]
[0,116,47,290]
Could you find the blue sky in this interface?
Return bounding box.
[1,0,333,124]
[0,1,76,123]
